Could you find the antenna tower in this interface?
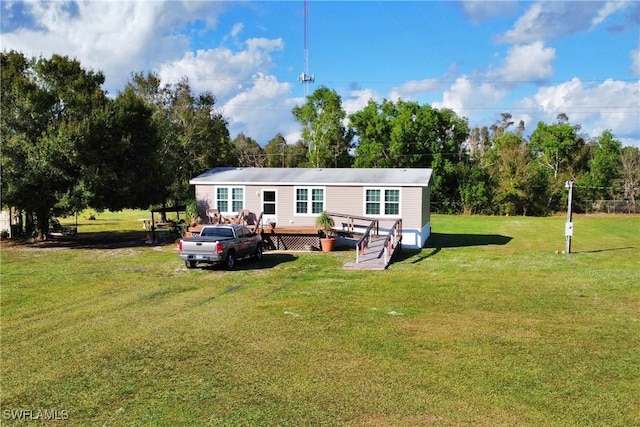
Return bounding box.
[298,0,315,96]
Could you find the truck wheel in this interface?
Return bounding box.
[254,244,263,261]
[185,260,196,269]
[225,250,236,270]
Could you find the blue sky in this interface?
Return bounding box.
[2,1,639,148]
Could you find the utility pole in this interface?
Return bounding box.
[565,181,574,253]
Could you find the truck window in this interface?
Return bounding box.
[201,227,234,238]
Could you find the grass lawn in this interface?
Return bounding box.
[1,211,639,426]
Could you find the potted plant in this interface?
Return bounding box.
[315,211,336,252]
[185,200,200,227]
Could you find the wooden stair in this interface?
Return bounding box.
[343,235,399,270]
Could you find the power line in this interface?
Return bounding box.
[140,75,638,86]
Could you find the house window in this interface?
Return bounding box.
[365,188,400,216]
[263,190,276,215]
[295,187,325,214]
[216,187,244,214]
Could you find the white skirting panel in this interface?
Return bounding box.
[372,221,431,250]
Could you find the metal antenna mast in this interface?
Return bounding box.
[298,0,315,96]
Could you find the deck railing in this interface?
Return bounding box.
[353,218,380,264]
[326,212,379,234]
[322,212,382,263]
[381,219,402,265]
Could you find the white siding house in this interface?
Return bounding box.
[190,167,433,249]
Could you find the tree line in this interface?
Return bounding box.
[2,51,638,237]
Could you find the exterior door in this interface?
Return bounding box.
[262,190,277,226]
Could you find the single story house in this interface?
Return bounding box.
[190,167,433,249]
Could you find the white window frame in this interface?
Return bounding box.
[215,186,245,215]
[363,187,401,217]
[294,186,326,216]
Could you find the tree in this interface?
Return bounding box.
[233,132,264,167]
[529,115,588,212]
[81,87,164,211]
[529,116,580,179]
[484,132,550,215]
[620,146,640,204]
[458,160,495,215]
[124,73,233,205]
[261,134,310,168]
[1,51,108,237]
[264,133,288,167]
[584,130,622,200]
[468,126,491,160]
[490,112,515,140]
[350,99,470,212]
[287,140,310,167]
[351,99,397,168]
[292,86,353,168]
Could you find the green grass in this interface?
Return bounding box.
[1,213,639,426]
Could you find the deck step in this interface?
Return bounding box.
[343,236,396,270]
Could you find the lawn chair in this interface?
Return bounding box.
[206,208,221,224]
[238,210,260,233]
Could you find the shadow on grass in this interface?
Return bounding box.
[427,232,513,248]
[196,252,298,271]
[573,246,636,254]
[8,231,160,250]
[393,232,513,263]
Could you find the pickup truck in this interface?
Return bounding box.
[178,224,263,269]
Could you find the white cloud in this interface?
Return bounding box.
[343,88,380,115]
[460,1,519,24]
[230,23,244,38]
[631,46,640,76]
[490,42,556,82]
[516,78,640,141]
[432,77,507,119]
[496,2,611,44]
[157,37,284,102]
[222,73,295,144]
[388,79,445,101]
[0,0,226,94]
[591,1,628,29]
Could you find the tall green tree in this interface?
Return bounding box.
[81,87,164,211]
[582,130,622,200]
[292,86,353,168]
[529,114,588,212]
[124,73,233,205]
[351,99,469,212]
[529,115,580,179]
[485,132,550,215]
[264,133,288,167]
[458,160,495,215]
[233,132,264,167]
[620,146,640,204]
[1,51,108,236]
[350,99,396,167]
[288,140,311,167]
[468,126,491,160]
